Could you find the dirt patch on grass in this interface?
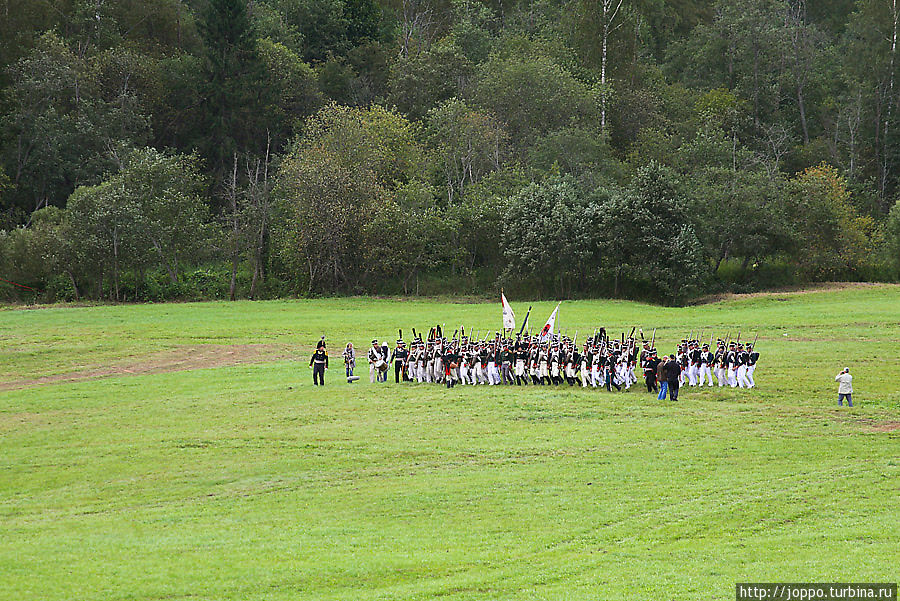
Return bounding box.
[867,421,900,433]
[0,344,297,391]
[828,413,900,433]
[692,282,897,305]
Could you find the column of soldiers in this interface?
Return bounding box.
[367,327,760,391]
[668,336,759,389]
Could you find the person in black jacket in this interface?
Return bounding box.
[309,346,329,386]
[643,350,660,393]
[666,354,681,401]
[389,339,408,383]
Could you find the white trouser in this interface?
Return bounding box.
[369,364,378,383]
[737,365,751,388]
[685,365,696,386]
[581,362,589,386]
[715,367,726,386]
[477,364,488,384]
[747,364,756,388]
[433,358,443,382]
[551,362,560,378]
[515,360,525,378]
[698,365,713,386]
[487,362,499,385]
[459,365,468,384]
[591,366,600,387]
[728,367,737,387]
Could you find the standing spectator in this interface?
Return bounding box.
[666,354,682,401]
[835,368,853,407]
[343,343,356,379]
[657,356,669,400]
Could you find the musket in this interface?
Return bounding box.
[736,331,741,344]
[751,332,759,349]
[650,328,656,349]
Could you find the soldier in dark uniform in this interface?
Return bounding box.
[746,343,759,388]
[500,342,515,385]
[390,339,409,383]
[443,344,459,388]
[309,344,329,386]
[643,350,660,393]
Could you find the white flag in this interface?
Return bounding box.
[501,292,516,331]
[539,302,560,342]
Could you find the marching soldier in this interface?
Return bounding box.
[698,344,714,387]
[746,343,759,388]
[714,341,727,387]
[736,343,751,388]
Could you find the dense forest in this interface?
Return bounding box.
[2,0,900,304]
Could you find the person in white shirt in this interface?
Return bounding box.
[835,367,853,407]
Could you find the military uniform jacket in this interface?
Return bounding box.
[309,349,328,367]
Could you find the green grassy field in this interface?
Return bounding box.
[1,285,898,600]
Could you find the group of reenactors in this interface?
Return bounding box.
[349,327,760,392]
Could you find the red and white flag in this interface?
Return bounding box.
[501,291,515,331]
[539,302,560,341]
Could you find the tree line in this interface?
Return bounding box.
[1,0,899,304]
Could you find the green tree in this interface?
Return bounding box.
[1,32,149,214]
[501,176,603,297]
[199,0,269,173]
[786,164,880,279]
[425,98,508,203]
[388,41,474,120]
[271,104,426,293]
[471,55,598,149]
[885,197,900,273]
[598,161,707,303]
[115,147,211,284]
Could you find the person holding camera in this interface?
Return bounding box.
[835,367,853,407]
